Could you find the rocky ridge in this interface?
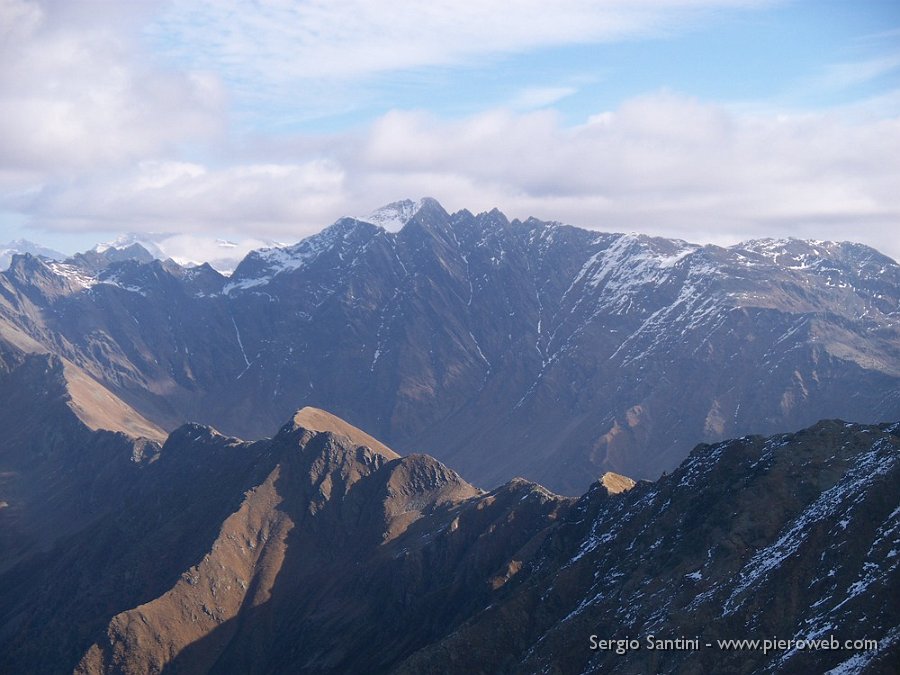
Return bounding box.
[0,401,895,673]
[0,199,897,492]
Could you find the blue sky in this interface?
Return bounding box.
[192,0,900,133]
[1,0,899,262]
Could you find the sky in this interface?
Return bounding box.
[1,0,899,263]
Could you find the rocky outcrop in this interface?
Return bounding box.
[397,420,900,674]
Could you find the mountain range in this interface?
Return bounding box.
[0,198,897,493]
[1,199,898,672]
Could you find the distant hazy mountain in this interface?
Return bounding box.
[0,238,65,270]
[0,198,897,492]
[90,231,286,274]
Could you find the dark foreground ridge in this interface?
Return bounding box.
[0,400,896,674]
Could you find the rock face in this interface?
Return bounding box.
[1,199,899,492]
[73,412,563,675]
[0,406,895,674]
[0,401,567,674]
[396,420,900,675]
[0,345,163,576]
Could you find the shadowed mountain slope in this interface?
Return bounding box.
[396,420,900,675]
[0,397,896,673]
[1,199,898,493]
[0,404,566,674]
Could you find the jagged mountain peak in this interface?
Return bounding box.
[359,197,429,230]
[6,250,189,298]
[7,252,226,302]
[475,206,510,226]
[93,232,170,256]
[6,251,48,276]
[356,196,450,231]
[224,217,382,294]
[48,407,564,674]
[396,197,453,236]
[164,421,240,449]
[600,470,637,494]
[69,241,156,275]
[285,406,400,460]
[0,239,65,271]
[5,253,98,297]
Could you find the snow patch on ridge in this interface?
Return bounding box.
[46,261,97,289]
[722,439,898,615]
[223,221,354,294]
[359,199,424,231]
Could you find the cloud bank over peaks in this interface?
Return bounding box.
[24,90,900,257]
[2,1,898,263]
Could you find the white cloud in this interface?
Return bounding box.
[815,54,900,92]
[19,159,346,233]
[119,232,283,273]
[348,94,900,260]
[510,86,579,110]
[0,0,225,175]
[11,91,900,262]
